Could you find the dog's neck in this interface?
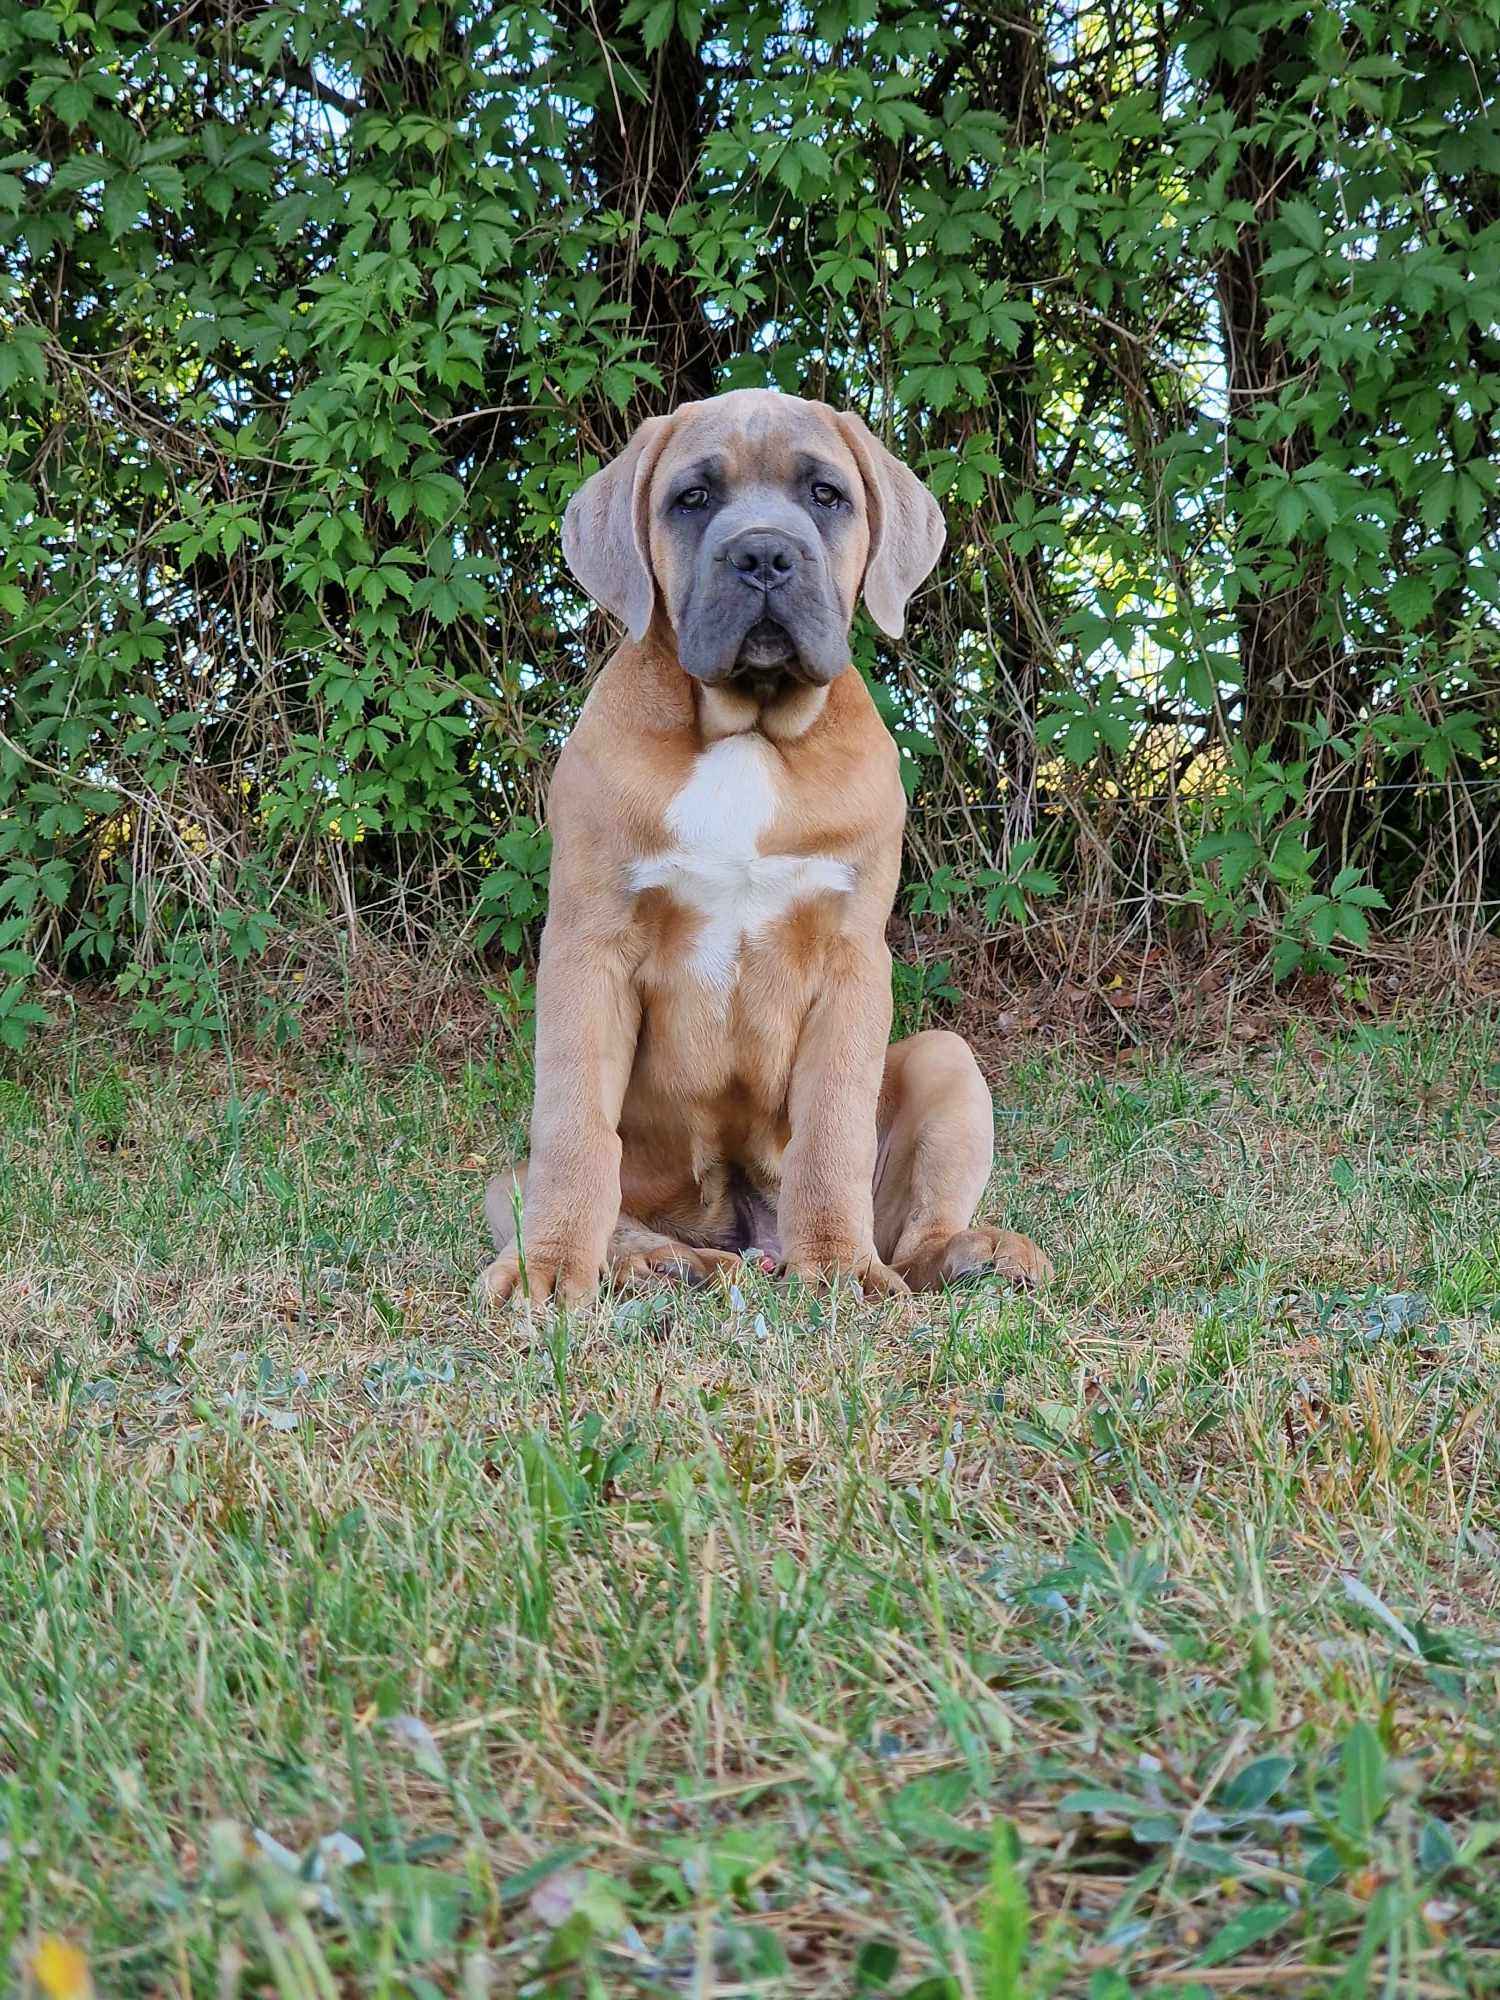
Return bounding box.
[626,627,839,746]
[695,675,832,746]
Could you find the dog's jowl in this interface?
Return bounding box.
[484,389,1052,1306]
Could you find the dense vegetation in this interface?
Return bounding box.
[2,0,1499,1047]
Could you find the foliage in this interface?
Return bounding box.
[1,0,1499,1040]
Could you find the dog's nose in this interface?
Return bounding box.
[723,531,798,591]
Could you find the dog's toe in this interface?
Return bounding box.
[928,1228,1053,1291]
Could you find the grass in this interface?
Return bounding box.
[1,1015,1498,1998]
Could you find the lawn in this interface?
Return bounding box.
[1,1017,1498,1999]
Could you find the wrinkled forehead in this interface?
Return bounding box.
[652,394,863,497]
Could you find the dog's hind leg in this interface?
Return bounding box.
[484,1163,736,1298]
[873,1032,1052,1292]
[604,1213,741,1288]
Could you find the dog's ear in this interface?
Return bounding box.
[834,411,946,639]
[561,413,678,640]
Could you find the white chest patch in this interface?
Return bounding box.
[629,735,854,993]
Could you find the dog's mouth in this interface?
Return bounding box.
[678,597,845,693]
[731,617,803,687]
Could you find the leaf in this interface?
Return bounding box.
[1197,1900,1292,1966]
[1087,1975,1133,2000]
[1032,1400,1080,1438]
[364,1861,468,1946]
[1274,486,1308,540]
[1219,1754,1295,1813]
[496,1846,592,1908]
[921,365,960,411]
[1410,1618,1493,1666]
[1337,1721,1388,1841]
[980,1820,1027,1999]
[1059,1787,1146,1816]
[1278,199,1326,252]
[387,1711,447,1780]
[49,80,95,128]
[33,1940,94,2000]
[855,1938,901,1990]
[1337,903,1371,948]
[1387,576,1433,629]
[887,1772,988,1854]
[1341,1574,1421,1656]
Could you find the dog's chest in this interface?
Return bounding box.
[629,735,853,992]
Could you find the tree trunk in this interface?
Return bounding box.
[1211,28,1338,764]
[586,7,722,409]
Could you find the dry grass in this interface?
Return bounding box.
[1,1016,1498,1998]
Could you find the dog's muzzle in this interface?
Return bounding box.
[677,522,848,688]
[721,531,804,677]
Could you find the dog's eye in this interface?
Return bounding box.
[675,486,710,512]
[811,481,844,509]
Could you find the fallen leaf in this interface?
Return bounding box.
[388,1711,447,1779]
[252,1827,303,1874]
[530,1867,588,1927]
[33,1939,94,2000]
[316,1830,365,1869]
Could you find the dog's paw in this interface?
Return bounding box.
[480,1249,601,1310]
[779,1252,910,1299]
[856,1256,912,1300]
[613,1242,740,1288]
[944,1227,1053,1289]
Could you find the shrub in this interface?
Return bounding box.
[1,0,1496,1043]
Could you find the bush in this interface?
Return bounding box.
[1,0,1497,1043]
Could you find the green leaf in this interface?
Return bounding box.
[1059,1788,1146,1816]
[980,1820,1027,1999]
[639,0,674,50]
[1338,1722,1387,1843]
[1197,1900,1293,1967]
[1274,487,1308,540]
[1219,1755,1295,1813]
[855,1939,900,1991]
[50,79,95,127]
[1387,576,1432,629]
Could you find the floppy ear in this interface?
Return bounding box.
[834,411,946,639]
[561,413,677,640]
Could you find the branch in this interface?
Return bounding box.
[273,61,363,122]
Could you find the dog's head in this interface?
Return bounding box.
[561,390,945,694]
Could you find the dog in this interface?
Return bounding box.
[484,389,1052,1306]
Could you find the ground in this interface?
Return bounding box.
[1,1017,1498,1999]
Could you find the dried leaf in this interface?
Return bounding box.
[33,1939,94,2000]
[388,1711,447,1780]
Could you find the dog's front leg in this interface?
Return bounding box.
[484,937,638,1309]
[778,942,909,1298]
